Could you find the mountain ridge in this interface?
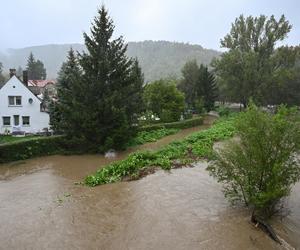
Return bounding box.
[0,41,221,82]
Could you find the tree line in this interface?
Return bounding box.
[213,14,300,107]
[0,52,47,83]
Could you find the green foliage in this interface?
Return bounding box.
[178,59,200,107]
[0,136,66,163]
[198,64,218,111]
[179,61,217,112]
[127,128,179,147]
[143,79,185,122]
[26,52,47,80]
[0,134,98,163]
[78,6,143,150]
[139,116,203,132]
[213,14,300,107]
[0,135,39,144]
[51,6,144,151]
[85,116,236,186]
[216,106,231,117]
[207,104,300,218]
[195,97,205,114]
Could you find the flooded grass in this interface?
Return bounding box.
[126,128,180,147]
[85,116,236,186]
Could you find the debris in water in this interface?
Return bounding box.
[105,149,116,158]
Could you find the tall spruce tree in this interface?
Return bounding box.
[26,52,47,80]
[198,64,218,111]
[50,48,82,134]
[54,6,143,151]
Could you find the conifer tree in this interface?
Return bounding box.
[52,6,144,151]
[26,52,47,80]
[77,5,144,150]
[198,64,218,111]
[179,61,218,112]
[50,48,82,134]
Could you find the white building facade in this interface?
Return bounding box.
[0,76,50,134]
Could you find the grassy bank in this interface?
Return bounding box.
[85,115,236,186]
[0,117,204,164]
[0,135,41,144]
[126,128,179,147]
[139,116,203,132]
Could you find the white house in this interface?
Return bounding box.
[0,74,50,134]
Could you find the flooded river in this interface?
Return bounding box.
[0,116,299,250]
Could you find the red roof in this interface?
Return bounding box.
[28,80,56,88]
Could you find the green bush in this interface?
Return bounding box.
[207,104,300,218]
[0,135,93,163]
[216,106,231,117]
[0,136,66,163]
[140,116,203,132]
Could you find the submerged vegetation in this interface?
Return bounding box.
[85,115,236,186]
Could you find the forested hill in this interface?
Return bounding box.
[0,41,221,82]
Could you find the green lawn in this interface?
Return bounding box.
[0,135,41,144]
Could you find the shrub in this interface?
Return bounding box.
[0,136,66,163]
[216,106,231,117]
[207,104,300,219]
[0,135,92,163]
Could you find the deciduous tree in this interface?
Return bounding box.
[143,79,185,122]
[213,15,293,106]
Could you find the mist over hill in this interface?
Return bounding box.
[0,41,221,82]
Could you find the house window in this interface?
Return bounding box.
[2,117,11,126]
[8,96,22,106]
[22,116,30,126]
[14,115,20,126]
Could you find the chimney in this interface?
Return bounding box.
[23,70,28,86]
[9,69,16,78]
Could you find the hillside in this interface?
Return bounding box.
[0,41,221,82]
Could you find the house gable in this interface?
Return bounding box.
[0,75,50,134]
[0,76,41,104]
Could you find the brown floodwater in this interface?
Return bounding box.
[0,115,299,250]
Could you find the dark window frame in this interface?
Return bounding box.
[8,96,22,106]
[2,116,11,126]
[22,116,30,126]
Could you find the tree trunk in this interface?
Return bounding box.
[251,210,281,244]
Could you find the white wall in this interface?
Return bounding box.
[0,76,50,134]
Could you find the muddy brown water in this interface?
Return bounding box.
[0,116,299,250]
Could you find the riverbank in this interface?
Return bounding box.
[0,116,204,163]
[0,114,298,249]
[85,115,236,186]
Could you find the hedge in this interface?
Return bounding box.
[139,116,204,132]
[0,117,204,163]
[0,136,69,163]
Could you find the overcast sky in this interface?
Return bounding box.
[1,0,299,51]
